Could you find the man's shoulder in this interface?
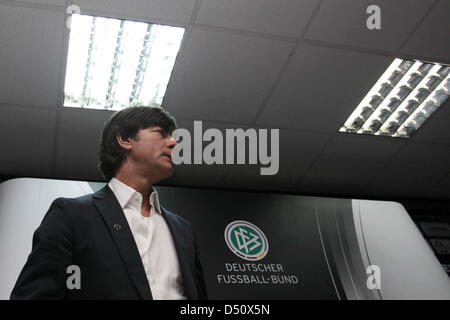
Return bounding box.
[53,192,96,207]
[48,192,98,219]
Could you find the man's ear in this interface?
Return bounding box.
[117,134,133,151]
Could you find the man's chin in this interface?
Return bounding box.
[159,164,174,179]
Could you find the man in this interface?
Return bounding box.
[10,106,207,300]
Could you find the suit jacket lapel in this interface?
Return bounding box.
[161,207,197,299]
[93,185,152,300]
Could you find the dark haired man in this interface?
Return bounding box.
[11,106,207,300]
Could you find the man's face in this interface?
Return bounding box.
[127,126,177,180]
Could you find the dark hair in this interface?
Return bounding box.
[98,106,177,180]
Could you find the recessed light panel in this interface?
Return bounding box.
[340,58,450,138]
[63,14,184,111]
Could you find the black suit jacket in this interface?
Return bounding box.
[10,185,207,300]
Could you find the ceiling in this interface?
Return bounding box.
[0,0,449,201]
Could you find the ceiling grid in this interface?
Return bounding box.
[0,0,448,200]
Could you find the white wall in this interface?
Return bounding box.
[0,178,94,300]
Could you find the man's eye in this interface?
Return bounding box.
[155,130,166,136]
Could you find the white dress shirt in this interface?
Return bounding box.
[108,177,186,300]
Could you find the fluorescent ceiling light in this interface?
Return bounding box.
[63,14,184,111]
[340,58,450,138]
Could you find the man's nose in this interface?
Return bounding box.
[167,136,178,149]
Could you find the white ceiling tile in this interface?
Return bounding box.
[54,108,113,180]
[164,29,294,123]
[305,0,435,52]
[73,0,196,23]
[369,143,450,197]
[298,135,405,192]
[0,105,56,177]
[221,129,331,191]
[256,44,393,132]
[411,100,450,145]
[297,179,370,197]
[196,0,318,37]
[164,120,229,187]
[0,5,64,107]
[426,173,450,199]
[401,0,450,63]
[221,166,299,193]
[13,0,67,5]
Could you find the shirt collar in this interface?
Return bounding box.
[108,177,161,215]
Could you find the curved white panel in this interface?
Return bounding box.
[354,199,450,299]
[0,178,93,300]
